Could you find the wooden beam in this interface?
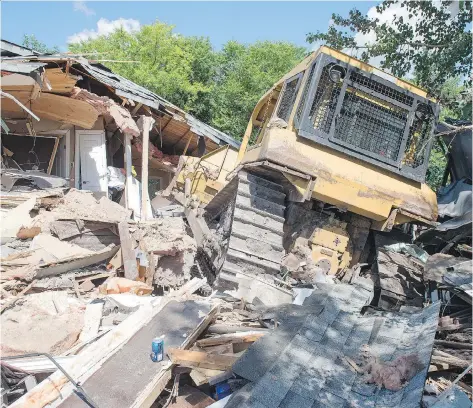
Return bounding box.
[131,103,143,115]
[47,137,60,175]
[172,128,192,150]
[182,132,193,156]
[117,221,138,281]
[166,348,237,371]
[124,134,133,209]
[138,115,155,220]
[160,116,172,132]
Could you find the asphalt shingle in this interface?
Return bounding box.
[226,285,440,408]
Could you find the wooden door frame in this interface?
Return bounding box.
[44,129,71,178]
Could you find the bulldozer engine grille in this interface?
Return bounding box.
[276,76,300,122]
[334,87,408,161]
[350,71,414,107]
[295,54,439,182]
[310,64,342,133]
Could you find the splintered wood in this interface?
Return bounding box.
[167,348,237,371]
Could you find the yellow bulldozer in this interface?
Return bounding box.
[172,46,439,297]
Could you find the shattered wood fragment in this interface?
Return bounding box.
[167,384,215,408]
[118,221,139,280]
[107,247,123,271]
[190,368,233,387]
[207,324,269,335]
[166,348,237,371]
[196,331,266,347]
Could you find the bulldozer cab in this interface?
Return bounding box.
[243,46,439,184]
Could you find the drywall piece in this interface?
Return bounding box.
[35,245,119,279]
[60,300,212,408]
[79,301,104,342]
[31,233,94,260]
[0,197,35,244]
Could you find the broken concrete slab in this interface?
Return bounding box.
[79,300,104,343]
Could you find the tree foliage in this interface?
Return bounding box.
[210,41,306,138]
[22,34,59,54]
[306,1,472,97]
[68,21,305,139]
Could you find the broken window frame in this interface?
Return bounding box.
[294,53,440,183]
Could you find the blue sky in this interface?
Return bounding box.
[1,1,377,51]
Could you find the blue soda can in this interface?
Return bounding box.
[150,337,164,362]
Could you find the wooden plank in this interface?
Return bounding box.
[166,349,237,371]
[34,93,98,128]
[131,103,143,115]
[118,221,138,280]
[430,354,471,368]
[207,324,269,335]
[162,156,185,197]
[139,116,154,220]
[130,305,218,408]
[47,137,60,175]
[196,331,266,347]
[182,132,193,155]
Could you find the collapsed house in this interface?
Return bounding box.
[0,39,240,220]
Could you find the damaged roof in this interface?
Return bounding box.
[0,43,241,150]
[227,282,440,408]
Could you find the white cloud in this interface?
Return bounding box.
[333,2,423,74]
[68,18,141,43]
[73,1,95,16]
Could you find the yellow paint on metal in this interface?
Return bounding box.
[311,245,339,275]
[311,227,349,253]
[241,127,438,223]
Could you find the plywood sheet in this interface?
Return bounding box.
[61,300,211,408]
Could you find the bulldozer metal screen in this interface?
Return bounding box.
[292,53,439,182]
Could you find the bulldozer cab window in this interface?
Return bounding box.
[275,73,303,123]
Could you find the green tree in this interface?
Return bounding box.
[22,34,59,54]
[209,41,306,138]
[69,22,216,119]
[425,77,471,191]
[306,1,472,96]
